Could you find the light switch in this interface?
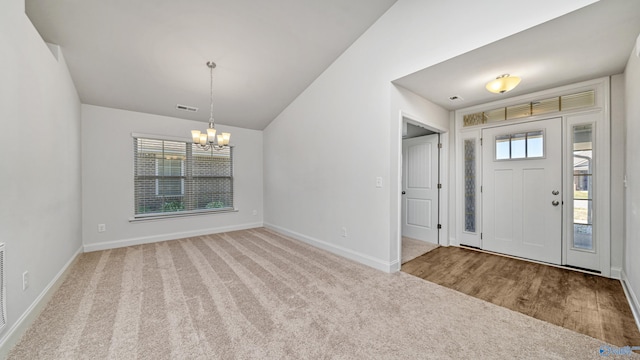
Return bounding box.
[376,177,383,188]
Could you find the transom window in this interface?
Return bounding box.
[133,136,233,218]
[495,130,544,160]
[463,89,595,127]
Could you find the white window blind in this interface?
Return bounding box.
[133,137,233,218]
[156,158,184,196]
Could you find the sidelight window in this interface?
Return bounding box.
[464,139,476,232]
[572,124,594,250]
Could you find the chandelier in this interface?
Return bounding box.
[191,61,230,150]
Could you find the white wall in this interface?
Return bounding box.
[81,105,263,251]
[0,2,82,351]
[263,0,596,271]
[624,41,640,320]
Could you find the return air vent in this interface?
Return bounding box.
[176,104,198,112]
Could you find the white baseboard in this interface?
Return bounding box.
[0,246,83,358]
[83,222,264,252]
[621,270,640,333]
[264,223,396,273]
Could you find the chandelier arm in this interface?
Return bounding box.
[194,143,228,152]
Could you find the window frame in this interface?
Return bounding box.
[131,133,236,221]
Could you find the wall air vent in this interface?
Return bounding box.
[176,104,198,112]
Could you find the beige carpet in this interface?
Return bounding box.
[401,236,438,264]
[9,228,631,359]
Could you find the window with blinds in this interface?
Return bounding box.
[133,136,233,218]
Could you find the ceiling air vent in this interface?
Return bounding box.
[176,104,198,112]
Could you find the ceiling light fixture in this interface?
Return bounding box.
[191,61,230,150]
[485,74,521,94]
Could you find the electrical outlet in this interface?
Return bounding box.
[22,271,29,291]
[376,177,383,188]
[98,224,106,233]
[341,227,347,238]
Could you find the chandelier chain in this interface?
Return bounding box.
[209,63,215,127]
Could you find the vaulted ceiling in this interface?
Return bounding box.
[26,0,398,130]
[26,0,640,130]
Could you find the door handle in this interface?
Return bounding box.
[552,190,559,195]
[552,200,560,206]
[402,191,406,195]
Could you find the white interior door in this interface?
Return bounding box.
[482,118,562,264]
[402,134,439,244]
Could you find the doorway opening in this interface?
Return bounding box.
[399,119,443,265]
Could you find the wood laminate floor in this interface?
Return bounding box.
[402,246,640,349]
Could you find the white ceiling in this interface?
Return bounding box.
[394,0,640,111]
[25,0,640,130]
[25,0,398,130]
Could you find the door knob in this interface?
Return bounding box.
[552,190,559,195]
[402,191,406,195]
[552,200,560,206]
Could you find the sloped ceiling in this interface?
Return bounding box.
[25,0,640,129]
[26,0,398,130]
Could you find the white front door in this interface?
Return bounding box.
[482,118,562,264]
[402,134,439,244]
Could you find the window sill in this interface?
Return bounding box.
[129,208,238,222]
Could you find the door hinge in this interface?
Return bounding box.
[437,224,442,229]
[480,138,483,146]
[438,143,443,149]
[437,183,442,189]
[481,185,483,193]
[480,233,483,239]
